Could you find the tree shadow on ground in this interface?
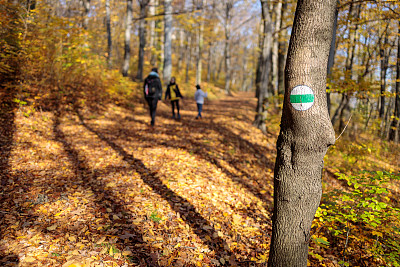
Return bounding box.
[74,106,238,264]
[0,87,20,265]
[52,106,160,266]
[92,98,276,230]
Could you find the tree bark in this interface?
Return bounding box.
[268,0,336,266]
[136,0,150,81]
[253,0,272,133]
[389,21,400,142]
[105,0,112,67]
[163,0,172,83]
[122,0,133,77]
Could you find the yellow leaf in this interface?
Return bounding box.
[69,236,76,242]
[47,224,58,231]
[174,243,181,248]
[24,256,36,263]
[55,210,65,217]
[109,246,113,256]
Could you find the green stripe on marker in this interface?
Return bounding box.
[290,94,314,104]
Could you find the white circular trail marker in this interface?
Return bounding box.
[290,85,315,111]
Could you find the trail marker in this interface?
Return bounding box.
[290,85,315,111]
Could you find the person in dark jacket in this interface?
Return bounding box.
[144,67,162,126]
[165,77,183,119]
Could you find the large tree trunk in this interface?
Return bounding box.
[122,0,133,77]
[253,0,272,133]
[389,21,400,142]
[105,0,112,67]
[267,0,336,266]
[163,0,172,83]
[136,0,150,81]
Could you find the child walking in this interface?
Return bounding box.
[165,77,183,119]
[194,84,207,119]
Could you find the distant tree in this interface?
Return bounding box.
[122,0,133,77]
[223,1,234,95]
[163,0,172,83]
[137,0,150,81]
[195,0,205,85]
[253,0,272,133]
[268,0,336,266]
[105,0,112,67]
[389,21,400,142]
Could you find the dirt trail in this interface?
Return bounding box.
[1,92,279,266]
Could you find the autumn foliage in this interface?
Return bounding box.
[1,0,400,266]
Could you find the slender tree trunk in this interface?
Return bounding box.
[277,2,287,95]
[389,22,400,141]
[268,0,336,266]
[177,28,185,71]
[331,93,345,126]
[338,94,350,133]
[206,42,213,82]
[253,0,272,133]
[122,0,133,77]
[195,0,205,85]
[149,0,156,66]
[379,34,390,118]
[326,1,338,116]
[334,3,360,127]
[271,1,282,96]
[185,34,192,83]
[81,0,91,29]
[224,2,233,95]
[163,0,172,83]
[136,0,150,81]
[105,0,112,67]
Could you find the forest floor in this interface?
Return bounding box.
[0,92,399,267]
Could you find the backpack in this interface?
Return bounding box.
[145,77,158,97]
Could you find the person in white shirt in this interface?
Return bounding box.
[194,84,207,119]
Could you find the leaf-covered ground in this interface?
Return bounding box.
[1,91,399,267]
[0,92,279,266]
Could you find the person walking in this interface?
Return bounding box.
[194,84,207,119]
[144,67,162,126]
[165,77,183,119]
